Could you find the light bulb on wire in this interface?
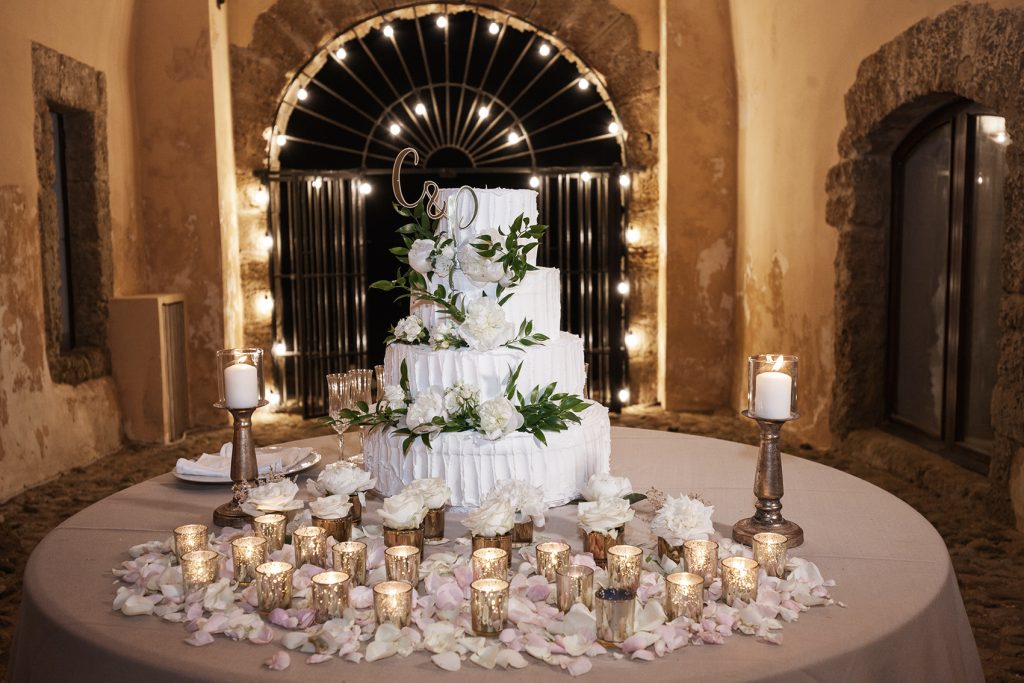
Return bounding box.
[538,43,551,57]
[275,134,288,147]
[608,121,620,135]
[625,227,640,244]
[478,105,490,119]
[617,387,631,404]
[617,280,630,295]
[529,176,540,189]
[507,131,521,144]
[311,176,323,190]
[296,87,308,101]
[336,47,347,60]
[272,341,287,356]
[580,171,592,183]
[488,22,500,35]
[383,24,394,38]
[619,173,630,187]
[260,232,274,251]
[389,123,401,136]
[359,181,372,195]
[256,293,274,315]
[624,330,640,350]
[436,15,447,28]
[578,78,590,90]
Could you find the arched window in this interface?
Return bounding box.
[265,6,630,416]
[888,103,1007,471]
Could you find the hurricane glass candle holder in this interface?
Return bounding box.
[606,545,643,591]
[536,542,570,582]
[665,572,704,622]
[384,524,425,554]
[253,513,286,552]
[311,571,350,623]
[312,515,353,543]
[753,532,788,578]
[584,528,623,567]
[556,564,594,612]
[471,578,510,636]
[595,587,636,645]
[231,535,268,585]
[332,541,367,585]
[373,580,413,627]
[683,539,719,585]
[721,556,759,606]
[472,547,509,581]
[255,561,293,612]
[384,545,421,585]
[181,549,219,594]
[471,531,513,555]
[423,506,446,542]
[293,526,327,568]
[173,524,208,562]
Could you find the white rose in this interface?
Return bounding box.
[405,390,446,433]
[581,473,633,502]
[405,478,452,509]
[434,245,456,277]
[408,239,436,275]
[476,396,524,440]
[577,496,635,536]
[462,495,515,537]
[309,494,353,520]
[649,494,715,545]
[311,462,376,497]
[457,242,506,283]
[380,489,428,529]
[458,298,514,351]
[488,479,546,527]
[243,479,303,515]
[382,385,407,410]
[443,382,479,414]
[429,318,460,350]
[393,315,425,343]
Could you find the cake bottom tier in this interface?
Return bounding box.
[364,403,611,508]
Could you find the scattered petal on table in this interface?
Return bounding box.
[264,651,291,670]
[432,651,462,671]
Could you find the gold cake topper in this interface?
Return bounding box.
[391,147,478,229]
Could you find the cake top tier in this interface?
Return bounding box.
[438,188,539,265]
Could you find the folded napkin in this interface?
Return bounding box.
[175,443,311,478]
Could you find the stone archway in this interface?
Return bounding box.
[229,0,660,403]
[825,4,1024,525]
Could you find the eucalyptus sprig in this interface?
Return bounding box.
[502,319,550,351]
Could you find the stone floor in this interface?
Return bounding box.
[0,408,1021,681]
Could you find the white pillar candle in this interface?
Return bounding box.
[754,370,792,419]
[224,361,259,408]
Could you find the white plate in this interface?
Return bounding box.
[173,449,322,484]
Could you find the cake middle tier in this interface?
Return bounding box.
[384,331,585,401]
[411,266,561,340]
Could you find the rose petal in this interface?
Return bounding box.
[264,651,291,670]
[432,651,462,671]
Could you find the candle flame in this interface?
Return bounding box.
[769,355,785,372]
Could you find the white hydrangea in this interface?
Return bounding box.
[408,239,435,275]
[476,396,524,440]
[429,318,460,350]
[433,244,456,277]
[443,382,480,415]
[393,314,425,343]
[383,384,407,410]
[649,494,715,546]
[457,241,506,283]
[458,298,514,351]
[404,390,446,433]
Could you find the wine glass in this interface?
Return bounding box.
[326,373,352,458]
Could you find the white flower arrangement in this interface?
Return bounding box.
[581,473,634,502]
[241,479,304,516]
[458,298,515,351]
[308,494,353,520]
[462,495,516,537]
[380,489,429,529]
[391,314,427,344]
[577,496,635,537]
[405,390,447,434]
[649,494,715,545]
[487,479,546,527]
[476,396,524,440]
[429,318,462,350]
[443,383,480,415]
[383,384,407,410]
[457,240,506,283]
[307,461,376,502]
[407,239,435,275]
[404,478,452,510]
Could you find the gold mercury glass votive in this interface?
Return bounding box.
[293,526,328,568]
[753,532,788,578]
[657,537,685,564]
[373,580,413,627]
[181,549,219,594]
[665,572,704,622]
[384,545,421,585]
[584,527,623,567]
[312,515,353,543]
[255,561,294,612]
[423,506,446,540]
[231,535,268,585]
[472,547,509,581]
[595,587,636,645]
[173,524,208,562]
[253,513,287,552]
[472,531,513,555]
[349,494,363,525]
[311,570,350,623]
[606,545,644,591]
[383,524,425,554]
[332,541,367,585]
[721,556,759,606]
[512,519,534,547]
[556,564,594,612]
[684,539,719,585]
[471,578,510,636]
[536,542,570,582]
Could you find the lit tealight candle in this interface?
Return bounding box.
[231,535,268,585]
[173,524,208,562]
[683,539,719,585]
[536,542,570,582]
[721,556,759,606]
[606,545,643,591]
[373,580,413,627]
[384,545,421,585]
[332,541,367,585]
[253,514,286,552]
[293,526,327,568]
[311,571,350,623]
[181,549,219,594]
[665,572,704,622]
[255,561,294,612]
[471,578,510,636]
[472,547,509,581]
[556,564,594,612]
[753,532,788,578]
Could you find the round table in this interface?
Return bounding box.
[11,427,983,682]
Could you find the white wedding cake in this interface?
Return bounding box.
[363,187,611,507]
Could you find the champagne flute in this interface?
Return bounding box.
[345,369,373,455]
[327,373,352,458]
[373,365,386,403]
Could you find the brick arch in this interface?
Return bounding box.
[825,4,1024,520]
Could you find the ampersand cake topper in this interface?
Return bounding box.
[391,147,478,229]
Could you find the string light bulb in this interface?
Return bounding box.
[507,131,521,144]
[336,47,347,60]
[619,173,630,187]
[436,15,447,28]
[488,22,500,35]
[389,123,401,136]
[383,24,394,38]
[617,280,630,295]
[250,186,269,208]
[625,226,640,244]
[358,181,372,195]
[624,330,640,350]
[608,121,620,135]
[272,341,287,356]
[529,176,540,189]
[260,232,274,251]
[256,293,274,315]
[578,78,590,90]
[311,177,323,189]
[538,43,551,57]
[275,133,288,147]
[617,387,631,404]
[296,87,308,101]
[266,388,281,406]
[478,105,490,119]
[414,102,427,117]
[580,171,592,183]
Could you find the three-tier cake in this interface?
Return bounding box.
[363,187,611,508]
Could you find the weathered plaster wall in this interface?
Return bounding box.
[0,0,141,501]
[729,0,1023,447]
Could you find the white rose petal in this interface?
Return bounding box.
[578,496,635,535]
[581,473,633,502]
[432,651,462,671]
[408,239,435,274]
